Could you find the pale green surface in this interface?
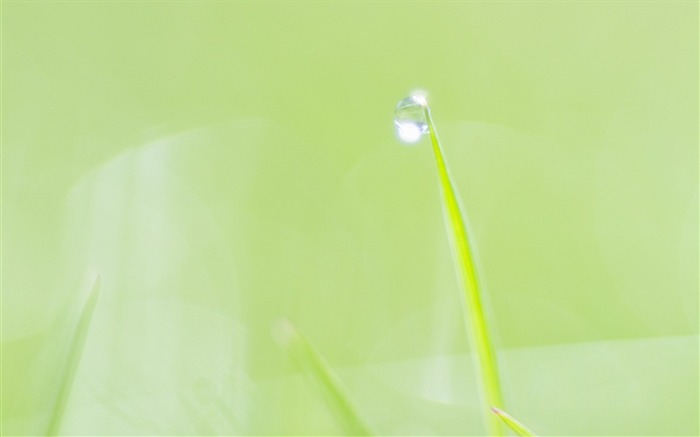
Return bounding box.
[2,2,698,436]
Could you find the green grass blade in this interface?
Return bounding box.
[273,319,375,436]
[492,407,537,436]
[46,276,100,436]
[423,104,504,436]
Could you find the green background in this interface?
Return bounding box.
[2,1,698,435]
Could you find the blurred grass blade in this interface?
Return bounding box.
[424,103,504,436]
[273,319,375,436]
[492,407,537,436]
[179,392,219,436]
[46,276,100,436]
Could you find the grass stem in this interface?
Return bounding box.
[273,319,375,436]
[46,276,100,436]
[492,407,537,436]
[423,103,504,436]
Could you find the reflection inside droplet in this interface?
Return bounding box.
[397,122,424,143]
[394,94,429,144]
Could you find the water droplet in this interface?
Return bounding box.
[394,94,429,144]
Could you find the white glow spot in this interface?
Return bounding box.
[397,123,424,143]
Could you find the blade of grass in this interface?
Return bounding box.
[273,319,375,436]
[46,276,100,436]
[492,407,537,436]
[423,103,504,436]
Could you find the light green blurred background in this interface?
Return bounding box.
[2,1,698,435]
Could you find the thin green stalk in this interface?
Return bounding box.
[274,319,375,436]
[423,104,504,436]
[46,276,100,436]
[492,407,537,436]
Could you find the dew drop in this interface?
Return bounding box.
[394,94,429,144]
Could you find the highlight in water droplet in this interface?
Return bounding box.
[394,94,429,144]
